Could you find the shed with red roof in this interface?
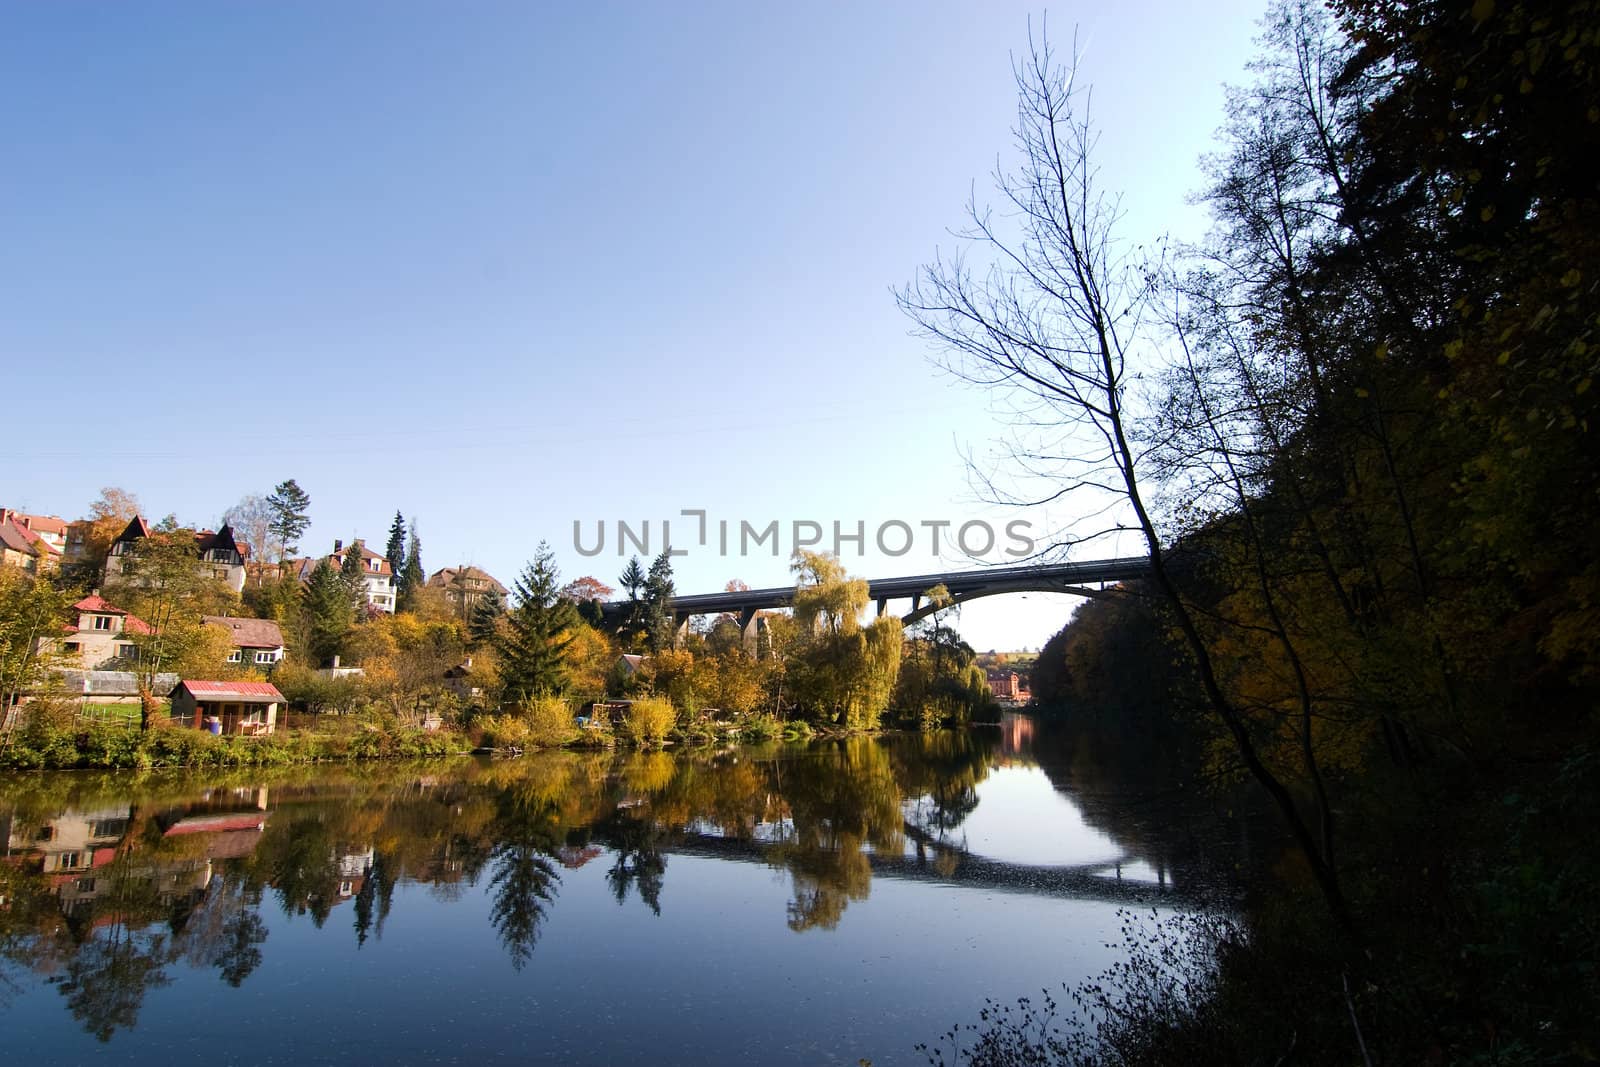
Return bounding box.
[171,680,285,736]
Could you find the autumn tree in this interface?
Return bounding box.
[0,568,76,717]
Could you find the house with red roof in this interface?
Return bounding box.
[171,680,285,736]
[0,513,63,574]
[0,508,68,551]
[50,594,154,669]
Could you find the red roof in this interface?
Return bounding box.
[71,595,155,635]
[180,680,285,700]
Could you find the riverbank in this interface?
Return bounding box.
[0,722,470,770]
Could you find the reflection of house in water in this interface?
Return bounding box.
[999,712,1036,756]
[3,805,217,919]
[336,847,374,899]
[161,788,272,861]
[3,806,131,915]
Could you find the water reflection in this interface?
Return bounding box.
[0,718,1238,1052]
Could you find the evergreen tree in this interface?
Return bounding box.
[617,555,648,641]
[302,558,352,665]
[399,520,425,611]
[469,587,506,646]
[495,542,579,701]
[643,550,676,652]
[265,479,311,561]
[340,542,368,617]
[384,513,405,586]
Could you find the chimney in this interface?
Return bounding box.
[334,539,344,554]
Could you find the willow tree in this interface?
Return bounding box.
[786,551,902,730]
[896,32,1349,929]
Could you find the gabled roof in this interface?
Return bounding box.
[0,510,68,535]
[71,595,154,634]
[114,516,151,544]
[177,680,285,701]
[196,524,245,560]
[201,615,284,650]
[0,520,44,556]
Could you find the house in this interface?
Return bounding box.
[55,594,153,669]
[427,565,508,615]
[985,668,1031,704]
[0,509,68,551]
[0,515,63,574]
[170,680,285,736]
[291,539,396,614]
[442,656,484,701]
[103,517,249,593]
[202,615,286,669]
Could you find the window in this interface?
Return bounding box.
[57,852,81,870]
[64,642,80,652]
[92,615,113,630]
[76,877,97,893]
[254,650,275,664]
[89,818,128,838]
[116,643,136,659]
[226,650,242,663]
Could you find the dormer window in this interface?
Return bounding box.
[92,615,114,631]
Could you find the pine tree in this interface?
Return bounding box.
[302,558,352,665]
[340,541,368,617]
[399,520,425,611]
[384,513,406,586]
[495,542,579,701]
[266,479,312,561]
[644,550,677,652]
[469,587,506,646]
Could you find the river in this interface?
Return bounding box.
[0,715,1252,1065]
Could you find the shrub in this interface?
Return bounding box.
[622,696,675,745]
[525,696,578,747]
[478,714,531,749]
[741,713,782,742]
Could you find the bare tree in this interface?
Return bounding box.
[896,30,1350,930]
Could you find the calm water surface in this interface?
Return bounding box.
[0,717,1246,1065]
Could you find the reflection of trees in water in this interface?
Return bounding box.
[0,732,1023,1037]
[179,876,268,986]
[57,920,173,1042]
[769,738,907,931]
[1026,717,1261,894]
[593,809,667,917]
[487,839,560,972]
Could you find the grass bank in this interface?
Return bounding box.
[0,722,470,771]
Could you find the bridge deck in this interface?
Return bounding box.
[601,557,1150,620]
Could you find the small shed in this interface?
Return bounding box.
[171,680,285,736]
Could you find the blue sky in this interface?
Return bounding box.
[2,1,1266,649]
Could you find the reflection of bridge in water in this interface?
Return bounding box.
[661,821,1204,908]
[602,556,1152,642]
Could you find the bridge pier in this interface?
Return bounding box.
[740,608,761,656]
[876,597,888,618]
